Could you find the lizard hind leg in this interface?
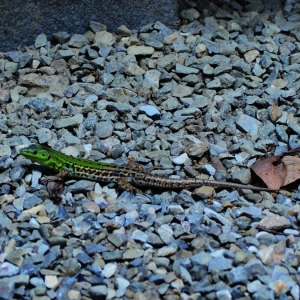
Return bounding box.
[118,177,144,195]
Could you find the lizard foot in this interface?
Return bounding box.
[119,177,144,195]
[40,170,69,200]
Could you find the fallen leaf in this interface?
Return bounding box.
[251,156,287,189]
[282,156,300,186]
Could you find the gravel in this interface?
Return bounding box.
[0,0,300,299]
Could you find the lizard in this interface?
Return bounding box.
[20,144,278,197]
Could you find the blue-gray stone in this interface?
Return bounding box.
[140,105,160,117]
[148,274,165,283]
[84,243,108,254]
[190,251,212,266]
[5,51,20,62]
[129,281,145,293]
[41,247,61,268]
[102,250,122,261]
[55,206,70,220]
[236,206,262,218]
[23,196,43,209]
[75,252,93,265]
[252,287,275,300]
[245,262,266,279]
[225,266,249,284]
[208,256,232,271]
[193,278,215,293]
[236,113,261,137]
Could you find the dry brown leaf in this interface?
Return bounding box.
[282,156,300,186]
[251,156,287,190]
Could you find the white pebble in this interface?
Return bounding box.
[211,249,226,257]
[283,229,299,235]
[102,263,117,278]
[202,164,216,175]
[61,146,80,157]
[216,289,232,300]
[248,246,259,253]
[83,144,92,157]
[31,170,42,188]
[171,153,188,165]
[116,277,130,297]
[0,145,11,157]
[45,275,59,288]
[139,105,160,117]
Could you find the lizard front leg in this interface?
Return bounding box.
[40,170,69,200]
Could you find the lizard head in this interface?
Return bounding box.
[20,144,51,165]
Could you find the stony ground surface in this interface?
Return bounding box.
[0,0,300,299]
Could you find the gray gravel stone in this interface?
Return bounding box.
[69,34,89,48]
[236,114,262,138]
[85,243,108,254]
[231,169,252,184]
[35,34,47,48]
[94,121,114,139]
[0,262,19,277]
[208,256,232,271]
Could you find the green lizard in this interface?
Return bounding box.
[20,144,277,196]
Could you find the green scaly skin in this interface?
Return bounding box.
[20,144,117,174]
[20,144,279,194]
